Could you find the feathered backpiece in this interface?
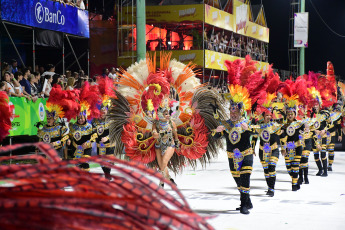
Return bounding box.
[108,51,225,172]
[79,82,101,120]
[0,92,14,141]
[224,56,279,115]
[318,61,337,109]
[46,86,80,121]
[307,87,322,108]
[256,93,276,116]
[96,76,116,109]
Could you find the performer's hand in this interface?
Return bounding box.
[67,140,71,146]
[320,130,326,136]
[339,136,342,142]
[82,143,88,149]
[317,145,322,151]
[101,137,107,143]
[281,150,286,157]
[241,123,248,131]
[216,125,225,132]
[153,132,159,139]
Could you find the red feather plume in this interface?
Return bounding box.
[0,92,14,141]
[79,82,102,120]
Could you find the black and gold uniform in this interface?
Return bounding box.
[280,120,305,191]
[311,112,328,176]
[213,118,254,213]
[326,111,342,171]
[298,117,314,184]
[69,121,97,171]
[37,123,69,158]
[92,118,115,177]
[252,122,283,196]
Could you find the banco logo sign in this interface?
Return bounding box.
[35,2,44,23]
[35,2,65,25]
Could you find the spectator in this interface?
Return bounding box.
[76,0,85,10]
[102,68,109,77]
[0,82,6,92]
[66,77,75,90]
[20,68,32,95]
[66,70,72,79]
[9,59,18,74]
[79,70,85,78]
[39,66,45,75]
[52,74,64,89]
[33,72,42,94]
[1,62,10,79]
[28,74,38,102]
[41,75,53,98]
[15,72,32,101]
[108,67,117,80]
[220,34,228,53]
[41,64,56,78]
[34,64,39,73]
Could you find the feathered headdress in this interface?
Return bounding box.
[46,86,80,121]
[224,56,278,114]
[279,78,300,113]
[0,92,14,141]
[96,76,116,109]
[79,82,101,120]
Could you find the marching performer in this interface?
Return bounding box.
[279,79,308,191]
[93,77,116,179]
[213,56,274,214]
[68,82,100,171]
[252,93,283,197]
[37,86,79,158]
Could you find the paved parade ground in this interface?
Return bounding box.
[92,149,345,230]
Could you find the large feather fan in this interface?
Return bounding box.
[0,92,14,142]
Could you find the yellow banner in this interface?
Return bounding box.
[118,50,204,68]
[119,4,204,24]
[205,5,234,32]
[232,0,269,43]
[205,50,269,71]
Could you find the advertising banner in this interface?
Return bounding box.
[118,50,204,68]
[205,5,234,32]
[119,4,204,24]
[9,97,47,137]
[0,0,89,38]
[205,50,269,71]
[294,12,309,48]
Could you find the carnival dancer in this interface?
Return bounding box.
[37,86,79,158]
[325,105,342,172]
[252,93,283,197]
[152,97,179,187]
[108,52,225,188]
[92,77,116,180]
[213,56,274,214]
[68,82,100,171]
[279,79,309,191]
[319,62,339,172]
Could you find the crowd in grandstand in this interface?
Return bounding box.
[53,0,86,10]
[0,60,118,101]
[204,28,268,62]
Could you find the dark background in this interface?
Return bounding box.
[251,0,345,77]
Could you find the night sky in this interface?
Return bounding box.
[251,0,345,78]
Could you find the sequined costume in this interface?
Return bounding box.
[311,111,328,176]
[280,120,305,189]
[37,124,68,158]
[252,122,283,196]
[325,111,342,171]
[69,121,97,170]
[298,116,314,184]
[92,118,115,176]
[154,119,176,155]
[213,118,254,207]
